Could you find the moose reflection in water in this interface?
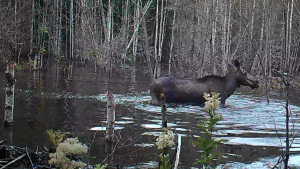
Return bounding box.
[150,60,259,105]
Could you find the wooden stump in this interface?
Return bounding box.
[4,62,16,126]
[106,91,115,142]
[174,135,182,169]
[160,93,167,128]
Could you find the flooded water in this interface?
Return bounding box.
[0,61,300,168]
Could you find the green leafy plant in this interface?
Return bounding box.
[46,130,65,148]
[94,163,108,169]
[159,153,172,169]
[193,92,228,168]
[39,24,48,34]
[88,49,101,59]
[38,46,47,54]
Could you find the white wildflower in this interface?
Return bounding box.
[203,92,220,111]
[156,129,175,150]
[49,137,88,169]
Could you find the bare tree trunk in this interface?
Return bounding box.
[266,8,272,78]
[221,1,228,75]
[123,0,152,57]
[178,1,182,69]
[284,3,290,72]
[70,0,74,59]
[226,0,232,61]
[189,1,197,76]
[133,0,139,65]
[30,0,35,55]
[199,0,210,77]
[169,0,177,74]
[58,0,62,57]
[251,0,265,74]
[248,0,256,70]
[107,0,112,43]
[100,0,107,42]
[142,16,152,79]
[158,0,166,63]
[154,0,159,64]
[288,0,294,74]
[259,0,266,75]
[81,0,86,57]
[124,0,130,40]
[211,0,217,74]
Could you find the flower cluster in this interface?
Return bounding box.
[156,128,175,150]
[203,92,221,111]
[49,138,88,169]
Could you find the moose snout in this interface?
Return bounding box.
[250,80,259,89]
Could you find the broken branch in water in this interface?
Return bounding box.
[0,154,26,169]
[26,147,34,169]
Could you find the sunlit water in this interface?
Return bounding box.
[0,61,299,168]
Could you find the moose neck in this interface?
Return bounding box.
[223,71,239,95]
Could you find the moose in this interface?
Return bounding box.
[150,60,259,105]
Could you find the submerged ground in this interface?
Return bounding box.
[0,61,299,168]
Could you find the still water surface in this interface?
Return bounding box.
[0,61,300,168]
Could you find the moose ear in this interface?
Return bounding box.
[227,62,234,69]
[232,60,240,68]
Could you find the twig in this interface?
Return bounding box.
[111,148,145,161]
[26,147,34,169]
[101,129,143,164]
[0,140,5,145]
[272,69,300,80]
[0,154,26,169]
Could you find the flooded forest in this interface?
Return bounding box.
[0,0,300,168]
